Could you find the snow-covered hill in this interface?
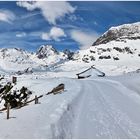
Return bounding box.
[66,22,140,75]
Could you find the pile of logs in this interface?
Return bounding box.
[47,83,65,95]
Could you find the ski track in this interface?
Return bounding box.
[71,79,140,139]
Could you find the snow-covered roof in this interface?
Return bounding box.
[77,66,105,78]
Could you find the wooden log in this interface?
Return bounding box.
[46,92,53,95]
[20,95,43,108]
[26,95,43,104]
[53,89,64,95]
[46,84,65,95]
[0,107,7,112]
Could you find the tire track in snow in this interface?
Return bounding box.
[94,82,133,138]
[72,79,140,138]
[95,80,140,138]
[92,82,128,138]
[72,80,126,138]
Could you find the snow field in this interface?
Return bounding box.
[0,77,82,138]
[1,70,140,138]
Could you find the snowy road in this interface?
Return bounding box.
[72,79,140,139]
[1,75,140,138]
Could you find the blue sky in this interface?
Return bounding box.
[0,1,140,52]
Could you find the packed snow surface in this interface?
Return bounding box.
[1,70,140,138]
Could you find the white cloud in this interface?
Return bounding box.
[0,10,15,23]
[42,32,50,40]
[17,1,76,25]
[41,27,66,41]
[16,32,26,38]
[50,27,66,41]
[70,30,99,49]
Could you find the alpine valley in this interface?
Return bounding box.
[1,22,140,76]
[1,22,140,139]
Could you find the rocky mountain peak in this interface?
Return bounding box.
[36,45,58,59]
[63,49,74,60]
[93,22,140,46]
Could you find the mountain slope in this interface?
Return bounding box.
[63,22,140,75]
[0,48,36,72]
[93,22,140,46]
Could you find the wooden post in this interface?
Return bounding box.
[35,95,38,104]
[7,103,10,120]
[12,76,17,84]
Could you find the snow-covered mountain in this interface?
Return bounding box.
[0,45,67,73]
[93,22,140,46]
[1,22,140,75]
[36,45,59,59]
[35,45,67,65]
[0,48,35,72]
[62,22,140,75]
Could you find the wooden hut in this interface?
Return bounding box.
[76,65,105,79]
